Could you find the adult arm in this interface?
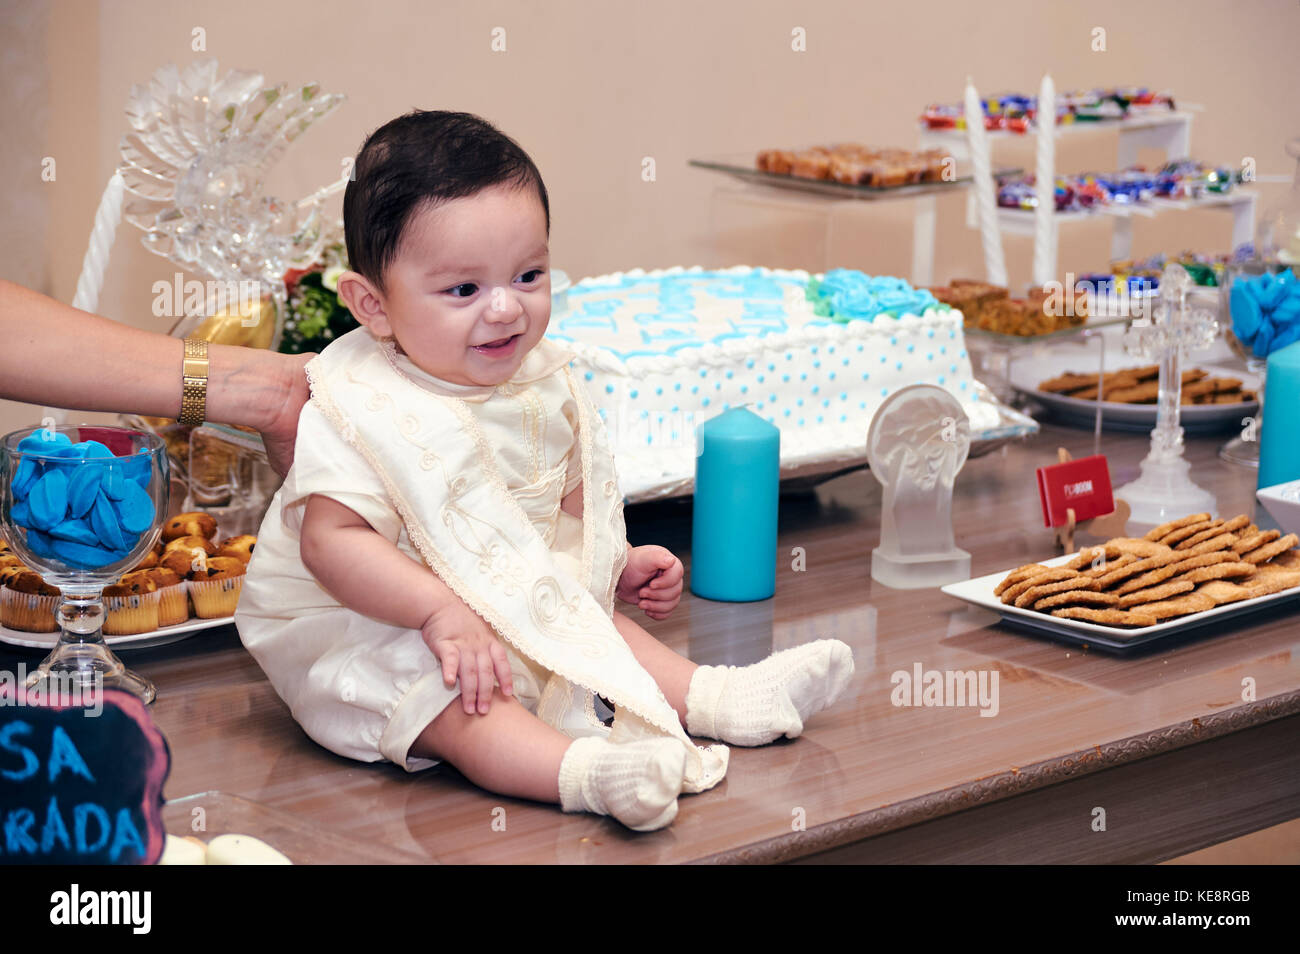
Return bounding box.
[0,278,312,476]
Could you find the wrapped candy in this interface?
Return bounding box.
[923,87,1174,132]
[7,433,156,569]
[1230,269,1300,359]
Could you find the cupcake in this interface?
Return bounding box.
[188,556,246,618]
[160,546,207,579]
[216,534,257,564]
[163,534,218,557]
[136,567,187,627]
[103,574,160,636]
[131,548,160,571]
[1,567,60,633]
[161,511,218,543]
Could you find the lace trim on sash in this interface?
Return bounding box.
[301,347,701,761]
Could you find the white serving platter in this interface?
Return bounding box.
[941,553,1300,652]
[0,614,234,651]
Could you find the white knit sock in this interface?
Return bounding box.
[684,639,854,746]
[557,736,685,831]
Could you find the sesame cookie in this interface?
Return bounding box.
[1116,579,1196,608]
[1143,513,1212,543]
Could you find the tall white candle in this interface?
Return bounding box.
[1033,74,1057,289]
[964,79,1007,287]
[72,170,125,314]
[44,171,126,427]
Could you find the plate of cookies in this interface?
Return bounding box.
[0,510,255,651]
[1012,359,1259,434]
[942,513,1300,651]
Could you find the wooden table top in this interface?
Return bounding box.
[4,422,1298,864]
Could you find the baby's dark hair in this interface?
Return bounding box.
[343,109,550,295]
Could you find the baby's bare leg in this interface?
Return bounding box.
[409,686,688,830]
[411,688,569,802]
[613,611,855,747]
[611,610,697,726]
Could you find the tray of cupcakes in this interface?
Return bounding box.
[0,510,254,651]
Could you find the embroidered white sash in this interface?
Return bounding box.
[303,328,727,793]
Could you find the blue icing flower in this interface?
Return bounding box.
[865,274,911,294]
[829,286,880,321]
[873,289,919,314]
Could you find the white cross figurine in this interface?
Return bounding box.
[1117,263,1220,528]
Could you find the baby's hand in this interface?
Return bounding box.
[616,545,684,620]
[420,601,514,715]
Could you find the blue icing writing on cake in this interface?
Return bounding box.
[548,265,1000,499]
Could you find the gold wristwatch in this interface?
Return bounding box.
[179,337,209,426]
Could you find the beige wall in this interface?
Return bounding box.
[2,0,1298,435]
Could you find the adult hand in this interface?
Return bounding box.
[255,351,314,478]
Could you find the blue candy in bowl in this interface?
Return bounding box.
[1,424,168,705]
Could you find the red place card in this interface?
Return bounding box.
[1036,454,1114,528]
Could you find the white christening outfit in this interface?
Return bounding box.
[234,327,728,794]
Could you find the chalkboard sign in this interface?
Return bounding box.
[0,685,170,864]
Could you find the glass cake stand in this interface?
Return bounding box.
[1,424,168,703]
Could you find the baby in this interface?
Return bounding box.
[235,109,854,831]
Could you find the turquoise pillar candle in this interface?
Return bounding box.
[690,406,780,602]
[1259,339,1300,489]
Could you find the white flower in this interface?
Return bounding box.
[322,264,345,291]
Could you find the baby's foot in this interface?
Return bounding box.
[684,639,854,746]
[557,736,686,831]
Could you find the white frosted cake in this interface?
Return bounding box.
[546,265,1018,499]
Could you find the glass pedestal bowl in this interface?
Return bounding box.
[1219,325,1266,467]
[1,424,168,703]
[1217,261,1295,467]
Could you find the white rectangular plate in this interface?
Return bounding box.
[1257,480,1300,537]
[941,554,1300,652]
[0,614,234,652]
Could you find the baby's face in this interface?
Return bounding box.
[370,183,550,386]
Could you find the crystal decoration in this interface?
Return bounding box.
[116,59,345,342]
[866,384,972,588]
[1116,264,1219,527]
